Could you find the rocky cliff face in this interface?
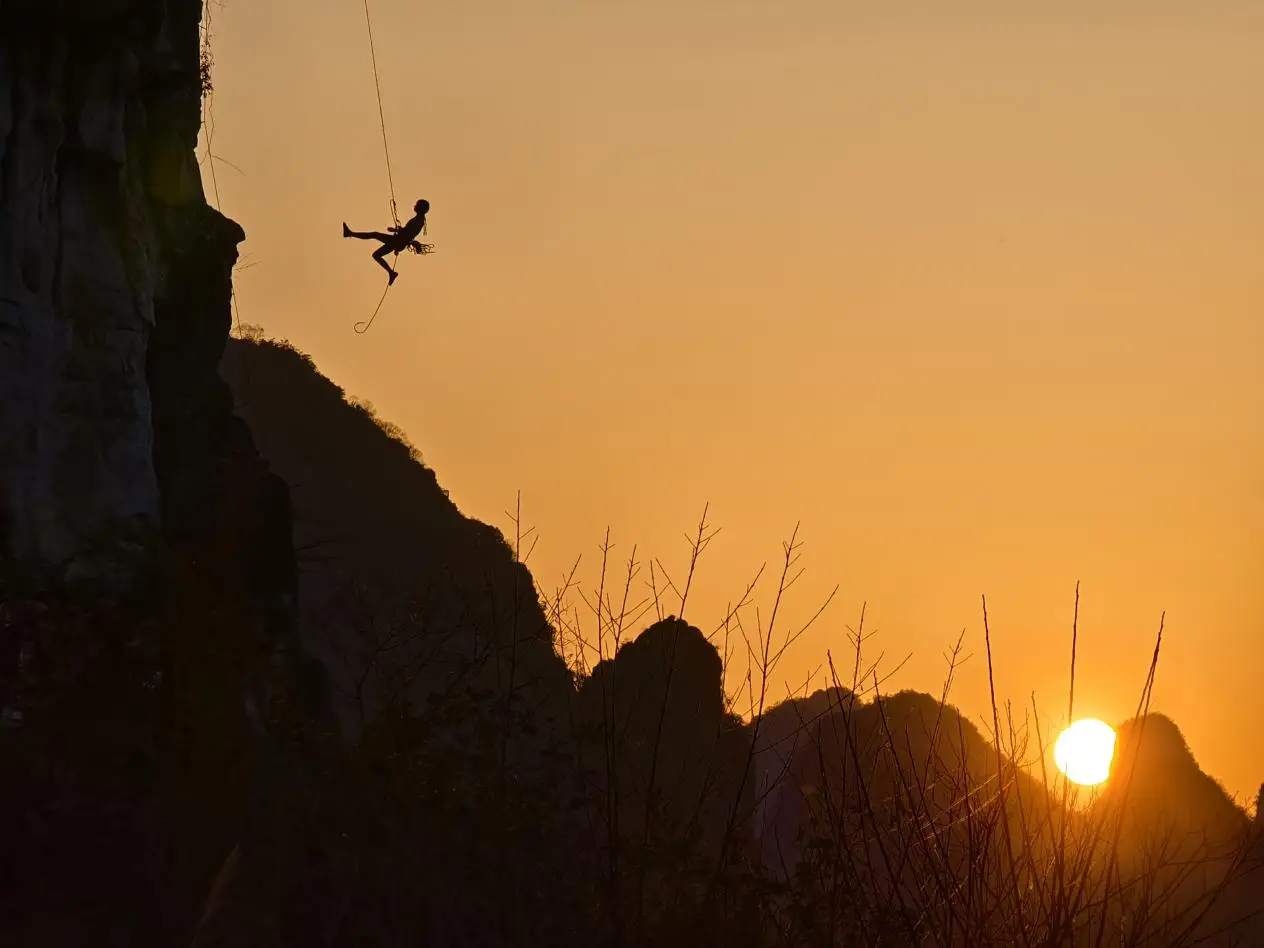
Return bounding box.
[0,0,249,590]
[0,6,316,942]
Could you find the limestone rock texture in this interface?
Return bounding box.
[0,0,245,588]
[0,9,318,940]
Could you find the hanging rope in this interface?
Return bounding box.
[354,0,400,335]
[353,258,400,334]
[362,0,400,225]
[354,0,437,334]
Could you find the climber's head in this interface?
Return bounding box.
[415,199,430,216]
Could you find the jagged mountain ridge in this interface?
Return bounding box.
[221,335,570,739]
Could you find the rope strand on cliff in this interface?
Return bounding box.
[199,2,245,333]
[362,0,400,226]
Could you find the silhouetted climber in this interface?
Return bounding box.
[343,199,430,284]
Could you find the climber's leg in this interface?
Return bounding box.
[344,224,392,241]
[372,245,399,283]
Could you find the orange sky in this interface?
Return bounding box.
[200,0,1264,799]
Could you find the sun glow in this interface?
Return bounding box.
[1054,719,1117,787]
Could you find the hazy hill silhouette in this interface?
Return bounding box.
[220,336,570,740]
[1086,714,1259,945]
[757,688,1059,879]
[749,685,852,859]
[754,685,854,768]
[1097,713,1247,845]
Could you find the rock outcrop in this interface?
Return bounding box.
[1095,712,1248,843]
[0,0,246,590]
[0,5,318,944]
[576,617,754,875]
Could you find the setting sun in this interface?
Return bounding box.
[1054,719,1117,787]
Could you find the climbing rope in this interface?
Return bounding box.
[353,269,397,334]
[353,0,400,335]
[354,0,437,334]
[352,242,434,335]
[362,0,400,226]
